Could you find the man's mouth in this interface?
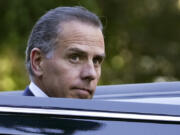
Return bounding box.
[71,87,93,98]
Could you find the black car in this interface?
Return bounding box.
[0,82,180,135]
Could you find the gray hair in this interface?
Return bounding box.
[26,6,103,77]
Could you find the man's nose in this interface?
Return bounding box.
[81,61,97,82]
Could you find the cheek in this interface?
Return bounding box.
[43,61,66,82]
[54,62,80,80]
[96,68,101,79]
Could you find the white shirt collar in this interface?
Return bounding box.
[29,82,48,97]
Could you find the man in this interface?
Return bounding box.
[23,6,105,99]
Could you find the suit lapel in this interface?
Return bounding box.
[23,87,34,96]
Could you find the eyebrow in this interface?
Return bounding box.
[67,47,106,58]
[67,48,87,56]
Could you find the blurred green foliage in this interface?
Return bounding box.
[0,0,180,91]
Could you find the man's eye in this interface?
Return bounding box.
[69,55,80,63]
[93,57,103,66]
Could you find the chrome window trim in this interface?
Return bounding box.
[0,106,180,122]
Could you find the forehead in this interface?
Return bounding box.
[55,20,105,54]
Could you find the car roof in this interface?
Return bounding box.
[1,81,180,105]
[0,94,180,116]
[94,81,180,105]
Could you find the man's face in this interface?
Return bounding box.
[39,21,105,99]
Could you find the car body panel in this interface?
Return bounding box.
[0,82,180,134]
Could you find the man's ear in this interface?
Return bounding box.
[30,48,44,77]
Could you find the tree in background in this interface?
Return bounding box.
[0,0,180,91]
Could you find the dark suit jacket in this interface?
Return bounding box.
[23,87,34,96]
